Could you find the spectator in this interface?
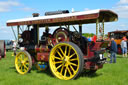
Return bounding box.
[109,38,117,63]
[12,40,17,56]
[121,37,127,57]
[92,35,97,43]
[87,36,91,41]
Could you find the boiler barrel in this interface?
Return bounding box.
[45,10,69,16]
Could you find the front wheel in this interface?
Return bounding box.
[15,51,32,74]
[49,42,84,80]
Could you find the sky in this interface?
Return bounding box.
[0,0,128,40]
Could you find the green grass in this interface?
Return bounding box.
[0,52,128,85]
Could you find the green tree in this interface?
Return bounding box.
[82,33,95,37]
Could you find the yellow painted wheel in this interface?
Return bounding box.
[15,51,32,74]
[35,62,48,71]
[49,42,84,80]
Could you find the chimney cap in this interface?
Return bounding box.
[32,13,40,17]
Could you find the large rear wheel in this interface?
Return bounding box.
[15,51,32,74]
[49,42,84,80]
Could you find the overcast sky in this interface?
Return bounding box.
[0,0,128,40]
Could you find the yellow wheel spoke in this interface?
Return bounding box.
[21,55,24,60]
[24,68,27,72]
[20,66,23,71]
[60,66,64,74]
[56,50,63,58]
[17,60,21,64]
[58,47,65,56]
[23,67,27,72]
[70,65,75,73]
[54,56,62,60]
[68,46,71,56]
[55,61,62,64]
[64,68,67,77]
[25,62,29,65]
[23,64,28,70]
[67,66,72,76]
[56,64,62,69]
[18,65,22,69]
[51,56,55,61]
[23,54,27,60]
[70,62,78,66]
[20,55,22,60]
[70,58,78,61]
[24,57,28,62]
[18,63,22,67]
[18,56,23,61]
[69,53,76,58]
[65,46,67,55]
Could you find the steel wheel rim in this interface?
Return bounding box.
[15,52,30,74]
[49,43,80,80]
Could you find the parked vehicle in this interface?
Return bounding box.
[108,30,128,54]
[5,40,13,51]
[6,9,118,80]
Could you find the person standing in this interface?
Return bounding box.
[87,36,91,41]
[109,38,117,63]
[121,37,127,57]
[12,40,17,56]
[92,35,97,43]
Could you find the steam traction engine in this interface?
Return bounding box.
[6,9,118,80]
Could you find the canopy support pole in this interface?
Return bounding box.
[17,26,20,42]
[37,25,39,45]
[19,26,23,32]
[79,24,82,36]
[11,26,17,40]
[102,19,104,39]
[96,19,99,38]
[67,25,70,31]
[27,25,30,31]
[33,25,39,45]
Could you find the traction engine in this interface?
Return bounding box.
[16,25,106,80]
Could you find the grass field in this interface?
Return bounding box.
[0,52,128,85]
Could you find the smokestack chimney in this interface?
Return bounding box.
[32,13,40,17]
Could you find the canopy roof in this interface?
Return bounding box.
[108,30,128,33]
[7,9,118,27]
